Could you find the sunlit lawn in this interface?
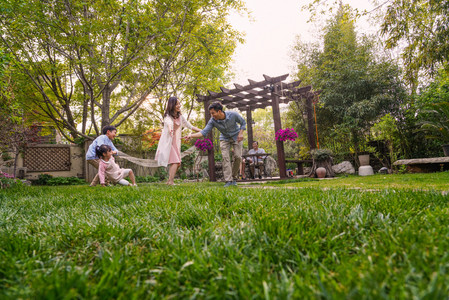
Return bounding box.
[1,172,449,298]
[265,171,449,191]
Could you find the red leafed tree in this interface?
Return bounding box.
[141,128,162,150]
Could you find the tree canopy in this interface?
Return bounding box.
[0,0,244,141]
[381,0,449,87]
[291,4,406,155]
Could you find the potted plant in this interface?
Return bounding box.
[309,148,335,178]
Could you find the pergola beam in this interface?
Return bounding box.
[196,74,289,102]
[195,74,316,182]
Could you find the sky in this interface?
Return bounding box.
[227,0,378,85]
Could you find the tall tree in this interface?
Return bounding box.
[291,4,406,155]
[381,0,449,89]
[0,0,244,141]
[0,48,42,175]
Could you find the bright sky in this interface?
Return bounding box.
[228,0,377,85]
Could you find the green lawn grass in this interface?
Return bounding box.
[1,173,449,299]
[266,171,449,191]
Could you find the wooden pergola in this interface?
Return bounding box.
[196,74,317,180]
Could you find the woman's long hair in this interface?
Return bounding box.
[164,96,180,119]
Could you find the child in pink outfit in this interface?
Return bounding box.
[95,144,137,186]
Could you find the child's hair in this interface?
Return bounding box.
[95,144,112,158]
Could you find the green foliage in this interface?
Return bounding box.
[381,0,449,87]
[155,167,167,181]
[291,5,406,156]
[34,174,85,186]
[419,101,449,143]
[0,0,245,141]
[214,152,222,162]
[248,108,276,154]
[178,152,196,178]
[2,175,449,298]
[0,171,21,189]
[310,148,333,161]
[417,68,449,145]
[370,114,401,167]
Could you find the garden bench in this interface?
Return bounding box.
[393,157,449,173]
[285,159,313,175]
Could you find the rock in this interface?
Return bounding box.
[304,167,311,175]
[332,161,355,174]
[379,167,389,174]
[264,156,277,177]
[20,180,32,186]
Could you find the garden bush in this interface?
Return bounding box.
[0,171,21,189]
[34,174,86,186]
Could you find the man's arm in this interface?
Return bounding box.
[104,136,118,155]
[236,113,246,131]
[186,131,204,139]
[235,113,246,142]
[237,129,244,142]
[185,119,213,140]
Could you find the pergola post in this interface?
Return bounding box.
[203,100,216,181]
[246,108,254,148]
[196,74,313,182]
[271,84,287,179]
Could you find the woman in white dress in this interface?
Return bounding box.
[155,96,201,185]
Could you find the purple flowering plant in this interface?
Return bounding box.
[0,171,18,189]
[275,128,298,142]
[0,171,14,179]
[194,138,213,152]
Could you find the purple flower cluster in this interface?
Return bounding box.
[275,128,298,142]
[194,138,213,152]
[0,171,14,179]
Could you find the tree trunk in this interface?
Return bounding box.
[13,148,19,179]
[308,158,335,178]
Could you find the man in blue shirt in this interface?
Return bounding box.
[86,125,118,186]
[187,102,246,187]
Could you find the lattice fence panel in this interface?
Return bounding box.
[24,146,71,172]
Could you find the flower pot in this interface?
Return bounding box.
[358,154,370,166]
[443,144,449,157]
[315,167,326,178]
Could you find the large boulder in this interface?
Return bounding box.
[264,156,277,177]
[332,161,355,174]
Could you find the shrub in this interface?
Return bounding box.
[311,148,333,161]
[0,171,20,189]
[35,174,85,186]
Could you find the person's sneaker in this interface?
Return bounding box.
[224,181,237,187]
